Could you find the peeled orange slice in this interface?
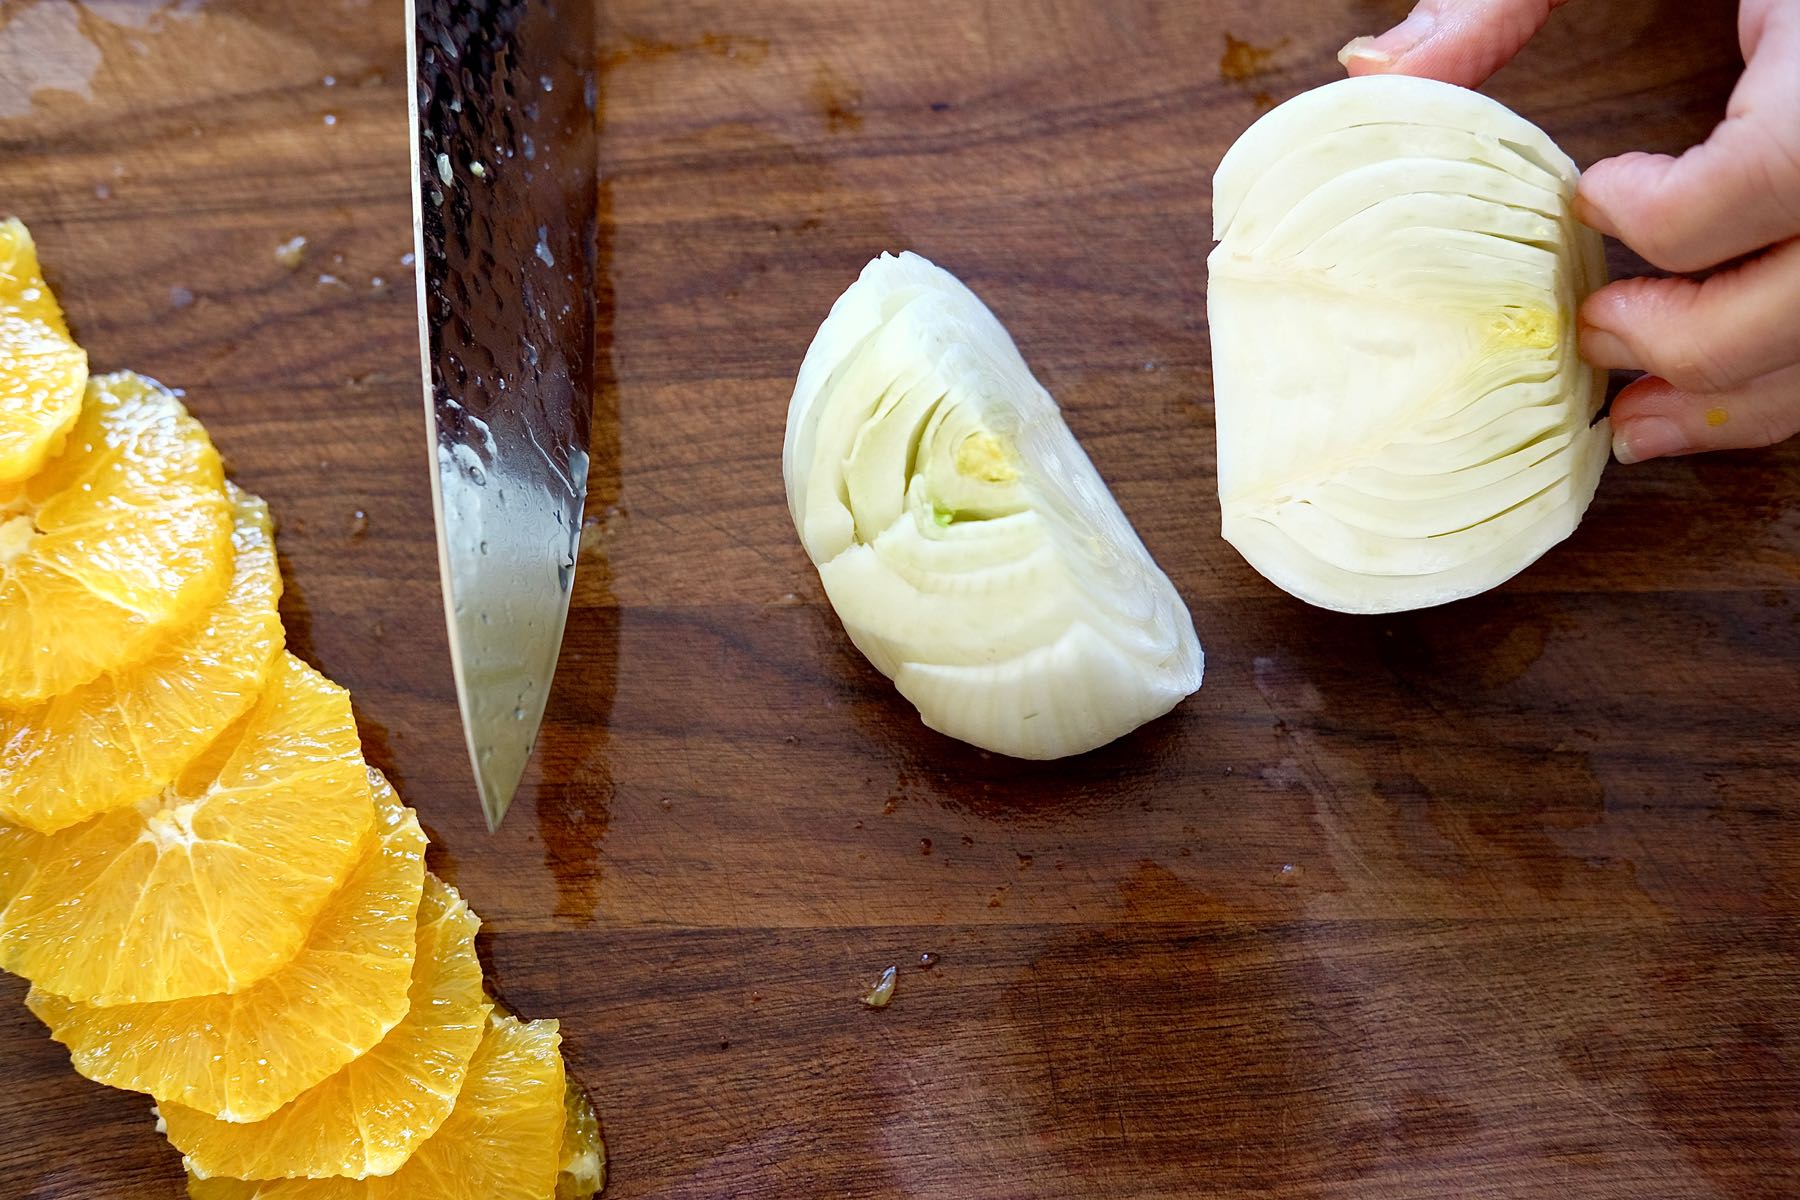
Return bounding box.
[0,652,374,1004]
[0,370,233,703]
[556,1080,605,1200]
[0,484,283,834]
[165,871,487,1176]
[0,218,86,484]
[29,770,420,1121]
[187,1016,568,1200]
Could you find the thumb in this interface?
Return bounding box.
[1340,0,1572,88]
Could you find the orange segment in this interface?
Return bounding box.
[0,484,283,833]
[28,771,420,1120]
[166,872,487,1176]
[0,370,232,702]
[556,1079,605,1200]
[0,653,374,1004]
[186,1016,567,1200]
[0,218,86,484]
[0,822,40,913]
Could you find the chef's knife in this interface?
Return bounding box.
[407,0,597,831]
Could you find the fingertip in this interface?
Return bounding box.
[1573,153,1652,239]
[1336,8,1441,78]
[1570,184,1618,238]
[1577,279,1643,331]
[1574,152,1661,228]
[1576,151,1723,272]
[1582,274,1693,336]
[1578,323,1635,371]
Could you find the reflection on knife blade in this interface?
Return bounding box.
[407,0,598,831]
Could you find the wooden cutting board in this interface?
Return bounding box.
[4,1,1796,1196]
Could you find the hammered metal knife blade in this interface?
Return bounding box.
[407,0,597,831]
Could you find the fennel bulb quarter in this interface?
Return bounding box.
[784,252,1203,760]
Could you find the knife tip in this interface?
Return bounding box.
[473,760,520,833]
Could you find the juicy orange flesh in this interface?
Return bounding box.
[0,218,86,485]
[556,1079,606,1200]
[185,1017,567,1200]
[0,484,283,834]
[165,872,488,1178]
[0,371,232,703]
[0,822,43,913]
[29,771,420,1122]
[0,653,374,1005]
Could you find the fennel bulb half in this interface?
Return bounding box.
[1209,76,1609,614]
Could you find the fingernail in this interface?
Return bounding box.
[1571,187,1616,237]
[1337,10,1436,70]
[1579,325,1634,369]
[1337,36,1389,68]
[1613,417,1685,465]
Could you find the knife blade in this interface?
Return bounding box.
[407,0,597,831]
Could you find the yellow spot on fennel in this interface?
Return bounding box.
[955,431,1018,484]
[1488,307,1558,351]
[1705,407,1729,427]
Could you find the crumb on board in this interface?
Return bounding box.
[274,235,307,269]
[861,966,897,1008]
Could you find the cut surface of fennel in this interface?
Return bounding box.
[784,252,1202,759]
[1208,75,1610,614]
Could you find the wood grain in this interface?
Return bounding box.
[4,1,1797,1197]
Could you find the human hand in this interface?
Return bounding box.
[1338,0,1800,465]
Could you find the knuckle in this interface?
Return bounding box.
[1666,342,1747,394]
[1629,192,1708,273]
[1629,278,1745,392]
[1749,407,1797,450]
[1763,385,1800,449]
[1765,139,1800,231]
[1648,275,1756,392]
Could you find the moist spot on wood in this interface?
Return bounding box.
[1220,33,1282,82]
[811,65,864,133]
[601,33,769,69]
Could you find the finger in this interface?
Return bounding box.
[1338,0,1570,89]
[1579,238,1800,393]
[1609,362,1800,464]
[1575,4,1800,271]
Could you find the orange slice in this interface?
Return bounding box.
[556,1079,605,1200]
[0,218,86,484]
[0,370,232,702]
[166,872,487,1176]
[0,484,283,833]
[187,1016,567,1200]
[29,770,421,1120]
[0,653,374,1004]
